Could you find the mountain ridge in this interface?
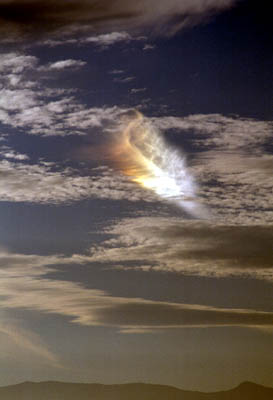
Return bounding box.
[0,380,272,400]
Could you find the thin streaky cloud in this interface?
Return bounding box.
[0,250,272,331]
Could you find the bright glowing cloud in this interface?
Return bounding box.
[110,111,205,217]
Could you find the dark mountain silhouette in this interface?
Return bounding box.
[0,380,272,400]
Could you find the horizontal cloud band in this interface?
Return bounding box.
[0,251,272,332]
[0,0,237,39]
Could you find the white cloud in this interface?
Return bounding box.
[114,76,136,83]
[0,88,38,111]
[152,114,273,152]
[109,69,124,75]
[149,114,273,224]
[0,147,29,161]
[143,44,156,51]
[191,153,273,225]
[42,59,87,70]
[83,32,132,46]
[0,52,130,136]
[37,32,140,49]
[0,52,271,224]
[131,88,147,93]
[0,52,38,74]
[0,159,157,204]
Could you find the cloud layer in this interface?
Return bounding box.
[0,51,272,226]
[88,217,273,282]
[0,0,237,40]
[0,250,272,332]
[0,160,156,204]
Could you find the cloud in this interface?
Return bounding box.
[109,69,124,75]
[131,88,147,94]
[191,153,273,225]
[88,217,273,282]
[143,44,156,50]
[0,250,272,332]
[0,52,38,73]
[0,145,29,160]
[114,76,135,83]
[43,59,87,70]
[0,52,128,136]
[152,114,273,153]
[0,52,271,222]
[151,114,273,224]
[83,31,132,46]
[0,0,237,40]
[38,31,137,48]
[0,159,158,204]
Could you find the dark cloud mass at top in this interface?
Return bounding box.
[0,0,237,39]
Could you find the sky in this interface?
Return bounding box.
[0,0,272,392]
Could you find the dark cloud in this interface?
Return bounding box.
[2,250,272,331]
[90,218,273,280]
[0,0,236,40]
[161,225,273,270]
[98,301,273,329]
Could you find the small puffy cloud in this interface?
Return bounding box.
[114,76,135,83]
[42,59,87,70]
[143,44,156,51]
[0,250,272,332]
[83,32,132,46]
[0,52,38,73]
[109,69,124,75]
[0,88,38,111]
[131,88,147,94]
[0,147,29,161]
[88,217,273,282]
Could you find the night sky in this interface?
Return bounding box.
[0,0,272,392]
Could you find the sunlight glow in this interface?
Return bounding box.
[111,111,204,216]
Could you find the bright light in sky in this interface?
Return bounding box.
[111,111,205,216]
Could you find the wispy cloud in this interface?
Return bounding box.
[114,76,135,83]
[88,217,273,282]
[0,160,156,204]
[0,0,237,40]
[0,52,127,136]
[0,146,29,161]
[39,32,138,48]
[109,69,124,75]
[151,114,273,152]
[0,52,38,73]
[143,44,156,51]
[41,59,87,70]
[0,250,272,332]
[83,31,132,46]
[0,52,272,224]
[151,114,273,224]
[130,88,147,94]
